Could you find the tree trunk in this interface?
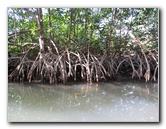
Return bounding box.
[37,8,45,55]
[48,8,52,38]
[68,8,73,44]
[106,8,116,56]
[13,9,17,44]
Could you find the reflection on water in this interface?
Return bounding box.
[8,81,159,122]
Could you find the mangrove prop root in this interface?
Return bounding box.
[8,42,158,84]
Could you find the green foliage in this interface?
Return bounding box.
[8,8,158,56]
[8,45,21,57]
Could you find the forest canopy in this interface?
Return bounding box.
[8,8,158,84]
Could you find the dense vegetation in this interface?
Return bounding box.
[8,8,158,84]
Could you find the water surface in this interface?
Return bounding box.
[8,81,159,122]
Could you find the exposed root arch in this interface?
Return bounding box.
[8,41,158,83]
